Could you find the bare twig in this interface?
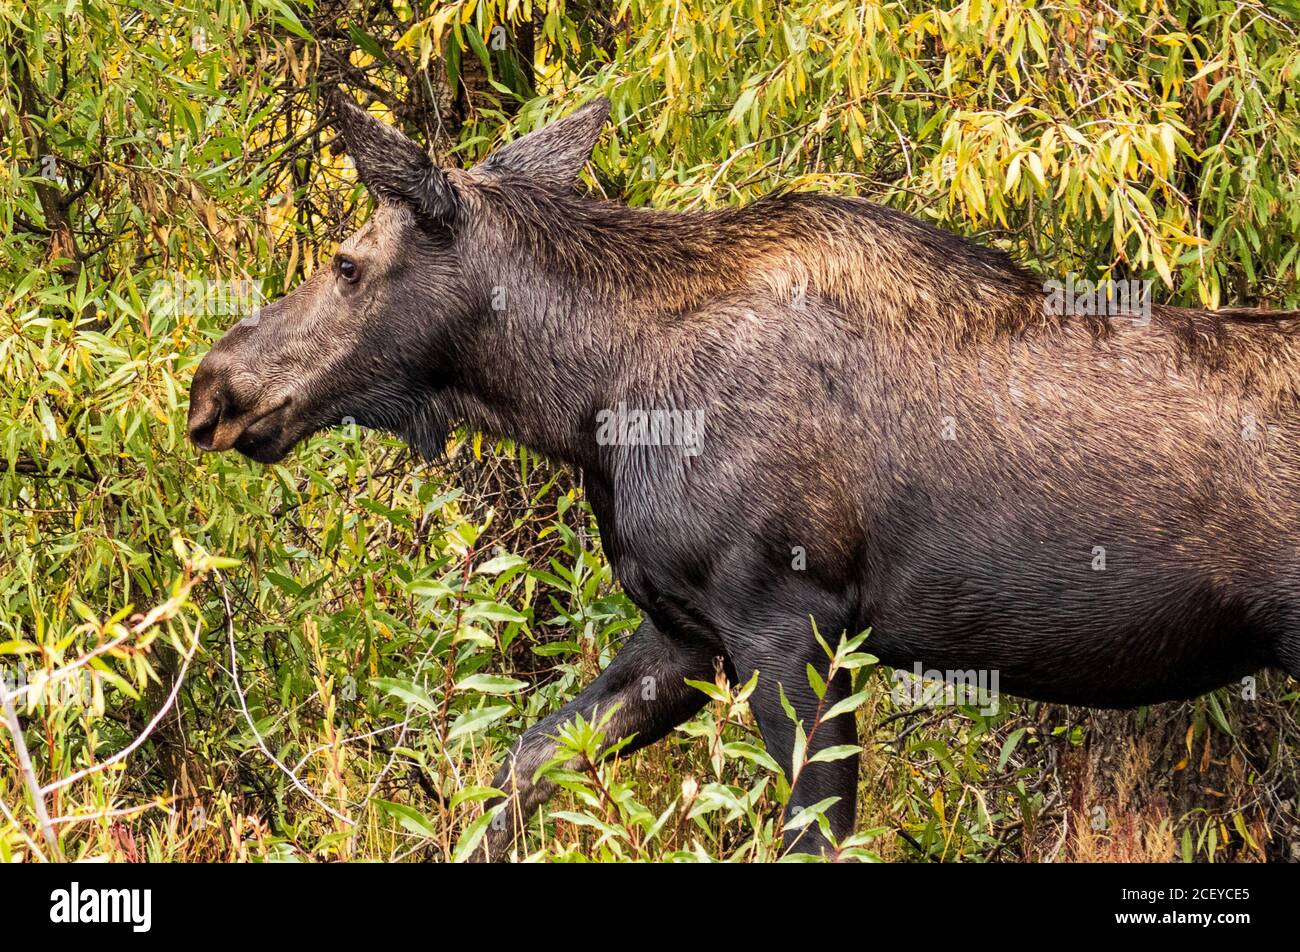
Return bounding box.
[40,613,203,796]
[0,792,48,862]
[0,685,62,859]
[216,572,356,826]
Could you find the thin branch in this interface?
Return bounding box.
[0,685,62,859]
[216,572,356,826]
[40,612,203,795]
[0,792,48,862]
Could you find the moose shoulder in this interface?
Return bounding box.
[188,94,1300,859]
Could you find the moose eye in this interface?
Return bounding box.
[336,255,360,284]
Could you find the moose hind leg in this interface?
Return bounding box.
[1276,632,1300,684]
[478,617,717,860]
[729,637,859,858]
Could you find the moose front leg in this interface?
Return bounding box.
[477,617,718,861]
[727,634,860,858]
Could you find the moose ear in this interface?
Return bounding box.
[478,97,610,191]
[330,91,458,226]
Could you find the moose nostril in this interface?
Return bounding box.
[187,361,234,451]
[187,391,225,450]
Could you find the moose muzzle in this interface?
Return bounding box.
[188,354,294,462]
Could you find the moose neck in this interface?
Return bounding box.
[440,283,622,473]
[434,181,1044,471]
[437,184,748,474]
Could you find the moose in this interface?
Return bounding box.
[189,92,1300,860]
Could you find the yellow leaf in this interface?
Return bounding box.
[1232,812,1259,851]
[1061,124,1090,147]
[1151,244,1174,288]
[1025,151,1047,190]
[1005,152,1023,190]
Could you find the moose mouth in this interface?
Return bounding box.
[188,391,298,464]
[232,405,296,464]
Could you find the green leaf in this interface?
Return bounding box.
[823,690,870,721]
[475,553,526,575]
[998,728,1028,772]
[685,678,729,703]
[455,673,527,695]
[721,741,782,773]
[1206,693,1235,737]
[370,677,437,711]
[375,799,437,839]
[784,797,841,831]
[805,663,826,699]
[447,705,512,742]
[464,601,528,624]
[808,744,862,765]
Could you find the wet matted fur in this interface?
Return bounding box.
[189,93,1300,858]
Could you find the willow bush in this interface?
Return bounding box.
[1,0,1297,862]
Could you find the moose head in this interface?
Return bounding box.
[187,92,611,464]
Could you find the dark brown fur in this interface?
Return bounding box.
[189,95,1300,859]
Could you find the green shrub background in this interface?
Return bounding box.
[2,0,1298,862]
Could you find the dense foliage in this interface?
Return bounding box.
[2,0,1298,862]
